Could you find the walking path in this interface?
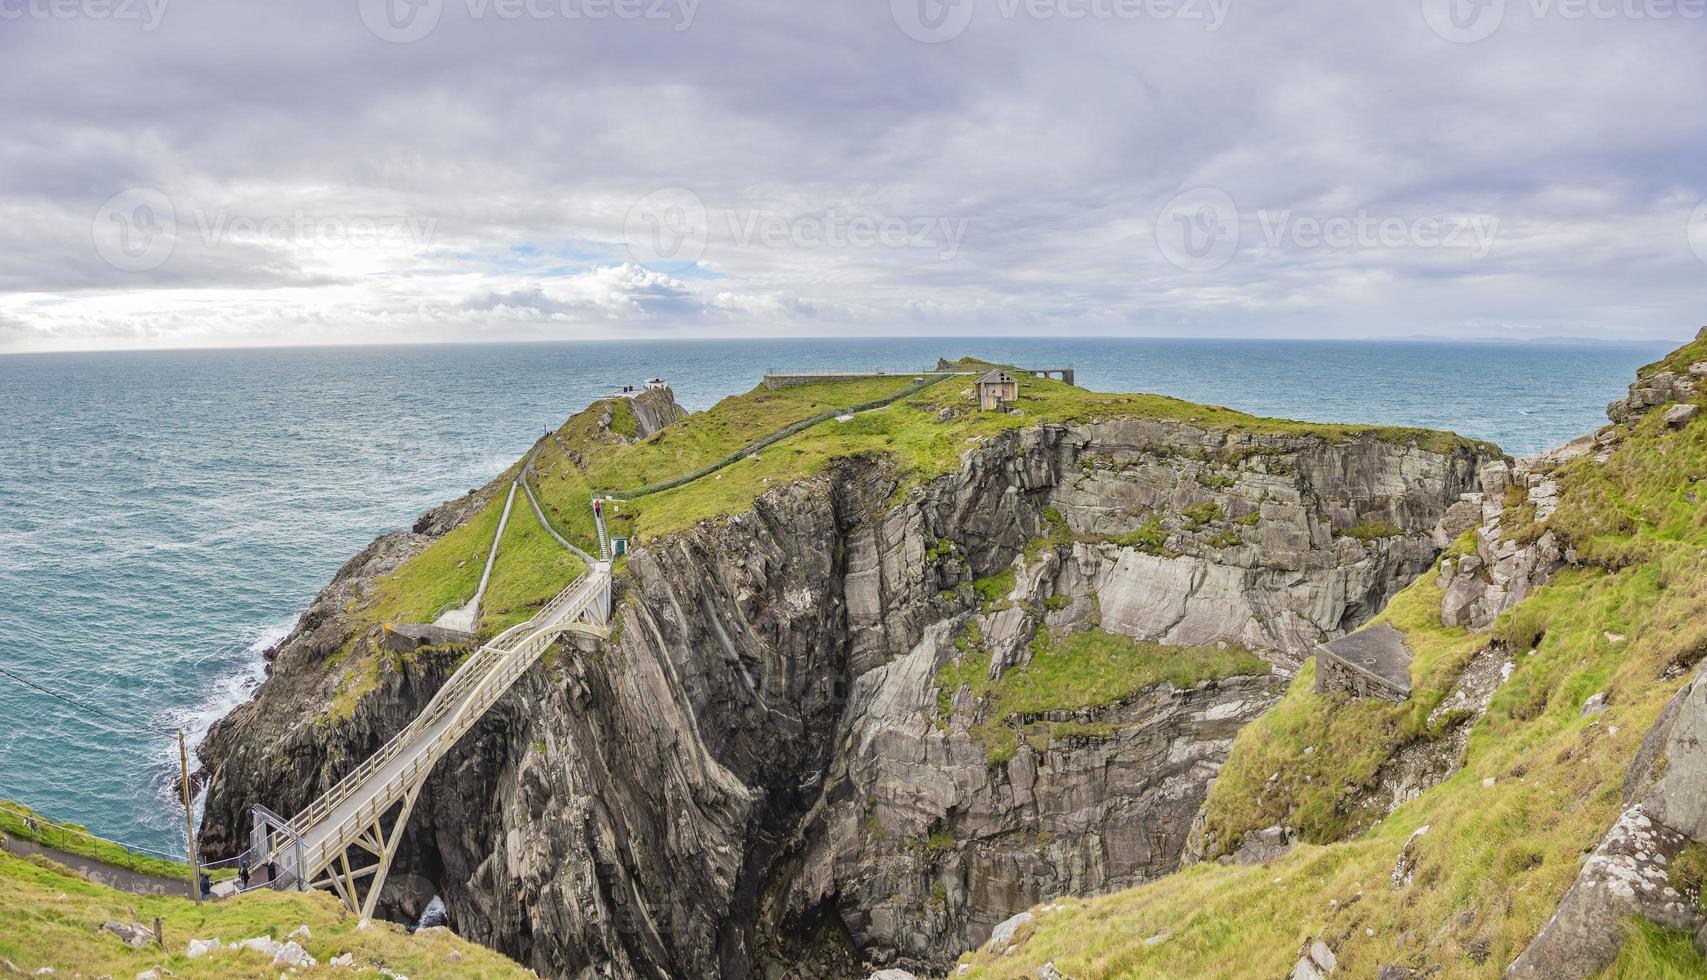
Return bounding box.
[240,372,953,914]
[3,835,188,897]
[246,559,611,915]
[433,481,519,633]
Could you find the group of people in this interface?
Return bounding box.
[196,855,279,899]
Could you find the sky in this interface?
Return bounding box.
[1,0,1704,352]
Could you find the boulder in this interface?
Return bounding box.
[1230,825,1292,865]
[1290,939,1337,978]
[237,936,282,958]
[100,921,153,950]
[272,941,316,968]
[1663,404,1699,428]
[987,911,1033,952]
[185,938,221,959]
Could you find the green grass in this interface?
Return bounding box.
[954,335,1707,979]
[362,490,508,628]
[525,370,1491,549]
[1110,515,1173,555]
[972,569,1016,610]
[0,848,527,978]
[1337,518,1403,542]
[1597,918,1707,979]
[936,627,1270,764]
[0,802,200,883]
[474,496,586,635]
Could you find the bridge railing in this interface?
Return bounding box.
[295,594,605,875]
[287,570,603,836]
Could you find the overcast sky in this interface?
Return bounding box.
[2,0,1704,351]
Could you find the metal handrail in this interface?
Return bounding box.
[272,567,608,874]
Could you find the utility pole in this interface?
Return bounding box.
[179,729,201,904]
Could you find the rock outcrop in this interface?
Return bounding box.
[198,408,1497,977]
[1507,660,1707,978]
[1436,458,1569,632]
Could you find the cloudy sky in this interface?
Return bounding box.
[2,0,1704,351]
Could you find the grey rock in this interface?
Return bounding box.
[1376,967,1417,980]
[1291,939,1337,979]
[1230,825,1292,865]
[986,911,1033,952]
[1479,459,1513,498]
[867,971,916,980]
[1508,660,1707,977]
[1580,692,1607,717]
[185,938,222,959]
[237,936,283,959]
[101,921,153,949]
[272,941,316,968]
[1391,824,1429,890]
[198,413,1495,978]
[1505,805,1701,978]
[1663,403,1700,428]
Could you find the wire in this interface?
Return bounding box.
[0,663,154,735]
[0,800,188,864]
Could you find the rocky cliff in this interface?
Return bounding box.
[945,330,1707,979]
[197,376,1497,977]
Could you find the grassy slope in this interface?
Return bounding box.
[956,335,1707,978]
[938,623,1271,765]
[0,801,203,883]
[0,847,527,978]
[346,366,1492,657]
[530,369,1493,550]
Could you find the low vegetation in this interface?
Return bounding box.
[955,341,1707,977]
[0,846,527,978]
[936,625,1269,765]
[0,802,197,884]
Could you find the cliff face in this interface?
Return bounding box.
[199,399,1495,977]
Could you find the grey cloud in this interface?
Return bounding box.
[1,0,1704,348]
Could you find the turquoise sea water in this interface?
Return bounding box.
[0,337,1670,854]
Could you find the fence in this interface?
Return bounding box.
[600,372,955,501]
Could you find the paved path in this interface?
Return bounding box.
[434,480,519,633]
[258,562,611,913]
[3,836,188,897]
[521,468,597,564]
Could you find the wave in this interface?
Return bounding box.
[143,616,298,849]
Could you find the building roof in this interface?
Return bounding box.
[1317,621,1412,697]
[976,369,1016,385]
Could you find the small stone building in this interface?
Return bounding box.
[975,369,1018,411]
[1314,621,1412,702]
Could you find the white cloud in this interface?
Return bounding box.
[1,1,1704,350]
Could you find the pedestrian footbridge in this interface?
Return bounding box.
[233,559,612,917]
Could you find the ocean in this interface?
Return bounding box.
[0,336,1669,855]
